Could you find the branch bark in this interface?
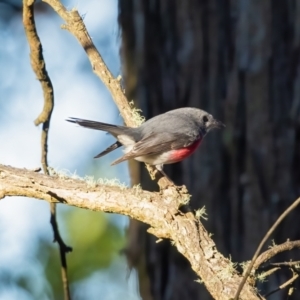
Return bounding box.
[254,241,300,270]
[0,164,261,300]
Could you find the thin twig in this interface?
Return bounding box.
[264,273,299,298]
[259,267,280,278]
[234,197,300,300]
[254,240,300,270]
[50,203,72,300]
[23,1,71,299]
[271,261,300,267]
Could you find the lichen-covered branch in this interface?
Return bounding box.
[0,164,261,300]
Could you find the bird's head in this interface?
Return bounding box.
[184,108,225,135]
[200,112,225,133]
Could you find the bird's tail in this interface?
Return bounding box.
[66,117,128,137]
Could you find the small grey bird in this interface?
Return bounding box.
[67,107,224,180]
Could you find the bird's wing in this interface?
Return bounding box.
[94,141,122,158]
[111,132,195,165]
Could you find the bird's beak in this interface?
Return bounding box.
[210,119,225,129]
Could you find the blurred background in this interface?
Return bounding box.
[1,0,300,300]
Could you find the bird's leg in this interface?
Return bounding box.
[155,164,174,185]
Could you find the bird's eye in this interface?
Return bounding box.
[202,115,209,123]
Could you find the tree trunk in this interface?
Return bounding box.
[119,0,300,299]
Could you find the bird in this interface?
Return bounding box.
[67,107,225,182]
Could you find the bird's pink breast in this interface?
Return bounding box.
[168,138,202,163]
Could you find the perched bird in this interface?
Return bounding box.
[67,107,224,181]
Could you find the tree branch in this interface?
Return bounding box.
[254,241,300,270]
[264,273,299,298]
[42,0,172,188]
[23,0,54,127]
[43,0,133,126]
[0,164,261,300]
[234,197,300,300]
[23,1,71,299]
[270,261,300,267]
